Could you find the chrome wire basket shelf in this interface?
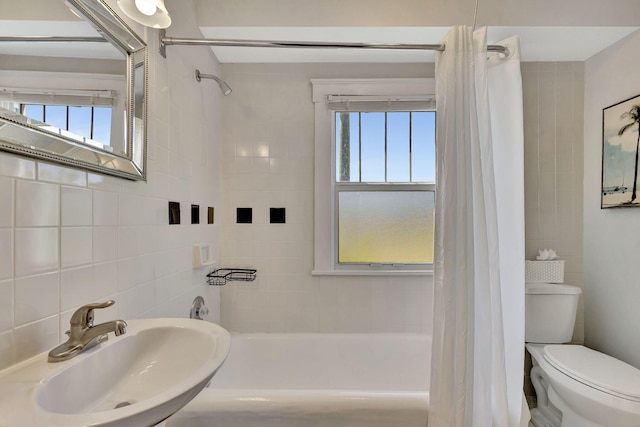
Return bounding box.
[207,268,257,286]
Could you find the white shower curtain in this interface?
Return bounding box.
[429,26,525,427]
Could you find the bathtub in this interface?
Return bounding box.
[166,333,430,427]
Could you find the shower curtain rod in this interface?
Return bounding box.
[158,30,508,58]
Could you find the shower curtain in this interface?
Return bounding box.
[429,27,525,427]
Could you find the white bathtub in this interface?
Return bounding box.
[166,333,430,427]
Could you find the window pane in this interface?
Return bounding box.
[336,112,360,182]
[44,105,67,130]
[23,104,44,122]
[387,112,410,182]
[360,112,385,182]
[338,191,434,263]
[412,111,436,182]
[68,106,92,139]
[92,107,113,146]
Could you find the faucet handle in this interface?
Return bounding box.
[70,300,116,327]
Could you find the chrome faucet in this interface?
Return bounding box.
[48,300,127,363]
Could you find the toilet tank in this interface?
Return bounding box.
[525,283,581,343]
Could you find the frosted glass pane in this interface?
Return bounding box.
[338,191,434,263]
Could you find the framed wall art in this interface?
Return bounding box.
[602,94,640,208]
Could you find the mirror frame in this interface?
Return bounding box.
[0,0,148,181]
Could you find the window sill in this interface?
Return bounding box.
[311,269,433,277]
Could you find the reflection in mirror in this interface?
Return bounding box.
[0,0,147,180]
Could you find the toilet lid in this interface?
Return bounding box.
[544,345,640,402]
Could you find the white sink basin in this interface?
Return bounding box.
[0,318,230,427]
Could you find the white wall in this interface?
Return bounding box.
[584,29,640,368]
[0,0,223,369]
[218,63,434,333]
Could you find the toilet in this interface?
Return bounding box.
[525,282,640,427]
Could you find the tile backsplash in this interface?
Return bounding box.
[219,63,435,334]
[0,0,222,370]
[218,62,584,338]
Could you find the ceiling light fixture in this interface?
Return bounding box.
[117,0,171,29]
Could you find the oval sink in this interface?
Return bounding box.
[0,318,230,427]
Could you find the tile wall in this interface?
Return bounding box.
[0,0,222,370]
[0,51,585,368]
[218,63,438,333]
[521,62,585,343]
[218,62,584,338]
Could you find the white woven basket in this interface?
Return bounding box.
[525,260,564,283]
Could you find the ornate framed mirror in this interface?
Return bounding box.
[0,0,148,180]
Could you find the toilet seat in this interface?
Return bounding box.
[543,345,640,402]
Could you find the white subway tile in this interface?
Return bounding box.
[118,257,139,291]
[15,272,59,326]
[138,253,155,284]
[0,229,13,280]
[61,186,92,226]
[13,315,59,362]
[0,177,13,227]
[93,190,119,226]
[15,228,59,277]
[119,193,141,226]
[93,261,119,299]
[0,153,35,180]
[87,173,122,192]
[0,280,13,332]
[118,226,140,258]
[60,266,94,311]
[235,142,252,157]
[93,226,118,262]
[61,227,93,268]
[38,163,87,187]
[118,281,155,320]
[0,330,13,370]
[15,180,59,227]
[254,142,269,158]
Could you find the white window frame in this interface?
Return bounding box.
[311,78,436,276]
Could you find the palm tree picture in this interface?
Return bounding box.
[602,94,640,208]
[618,105,640,202]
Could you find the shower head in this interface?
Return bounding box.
[195,69,232,96]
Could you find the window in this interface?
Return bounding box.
[335,111,435,265]
[312,79,436,275]
[21,104,113,146]
[0,87,118,149]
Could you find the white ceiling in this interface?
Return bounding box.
[0,21,124,60]
[199,26,639,63]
